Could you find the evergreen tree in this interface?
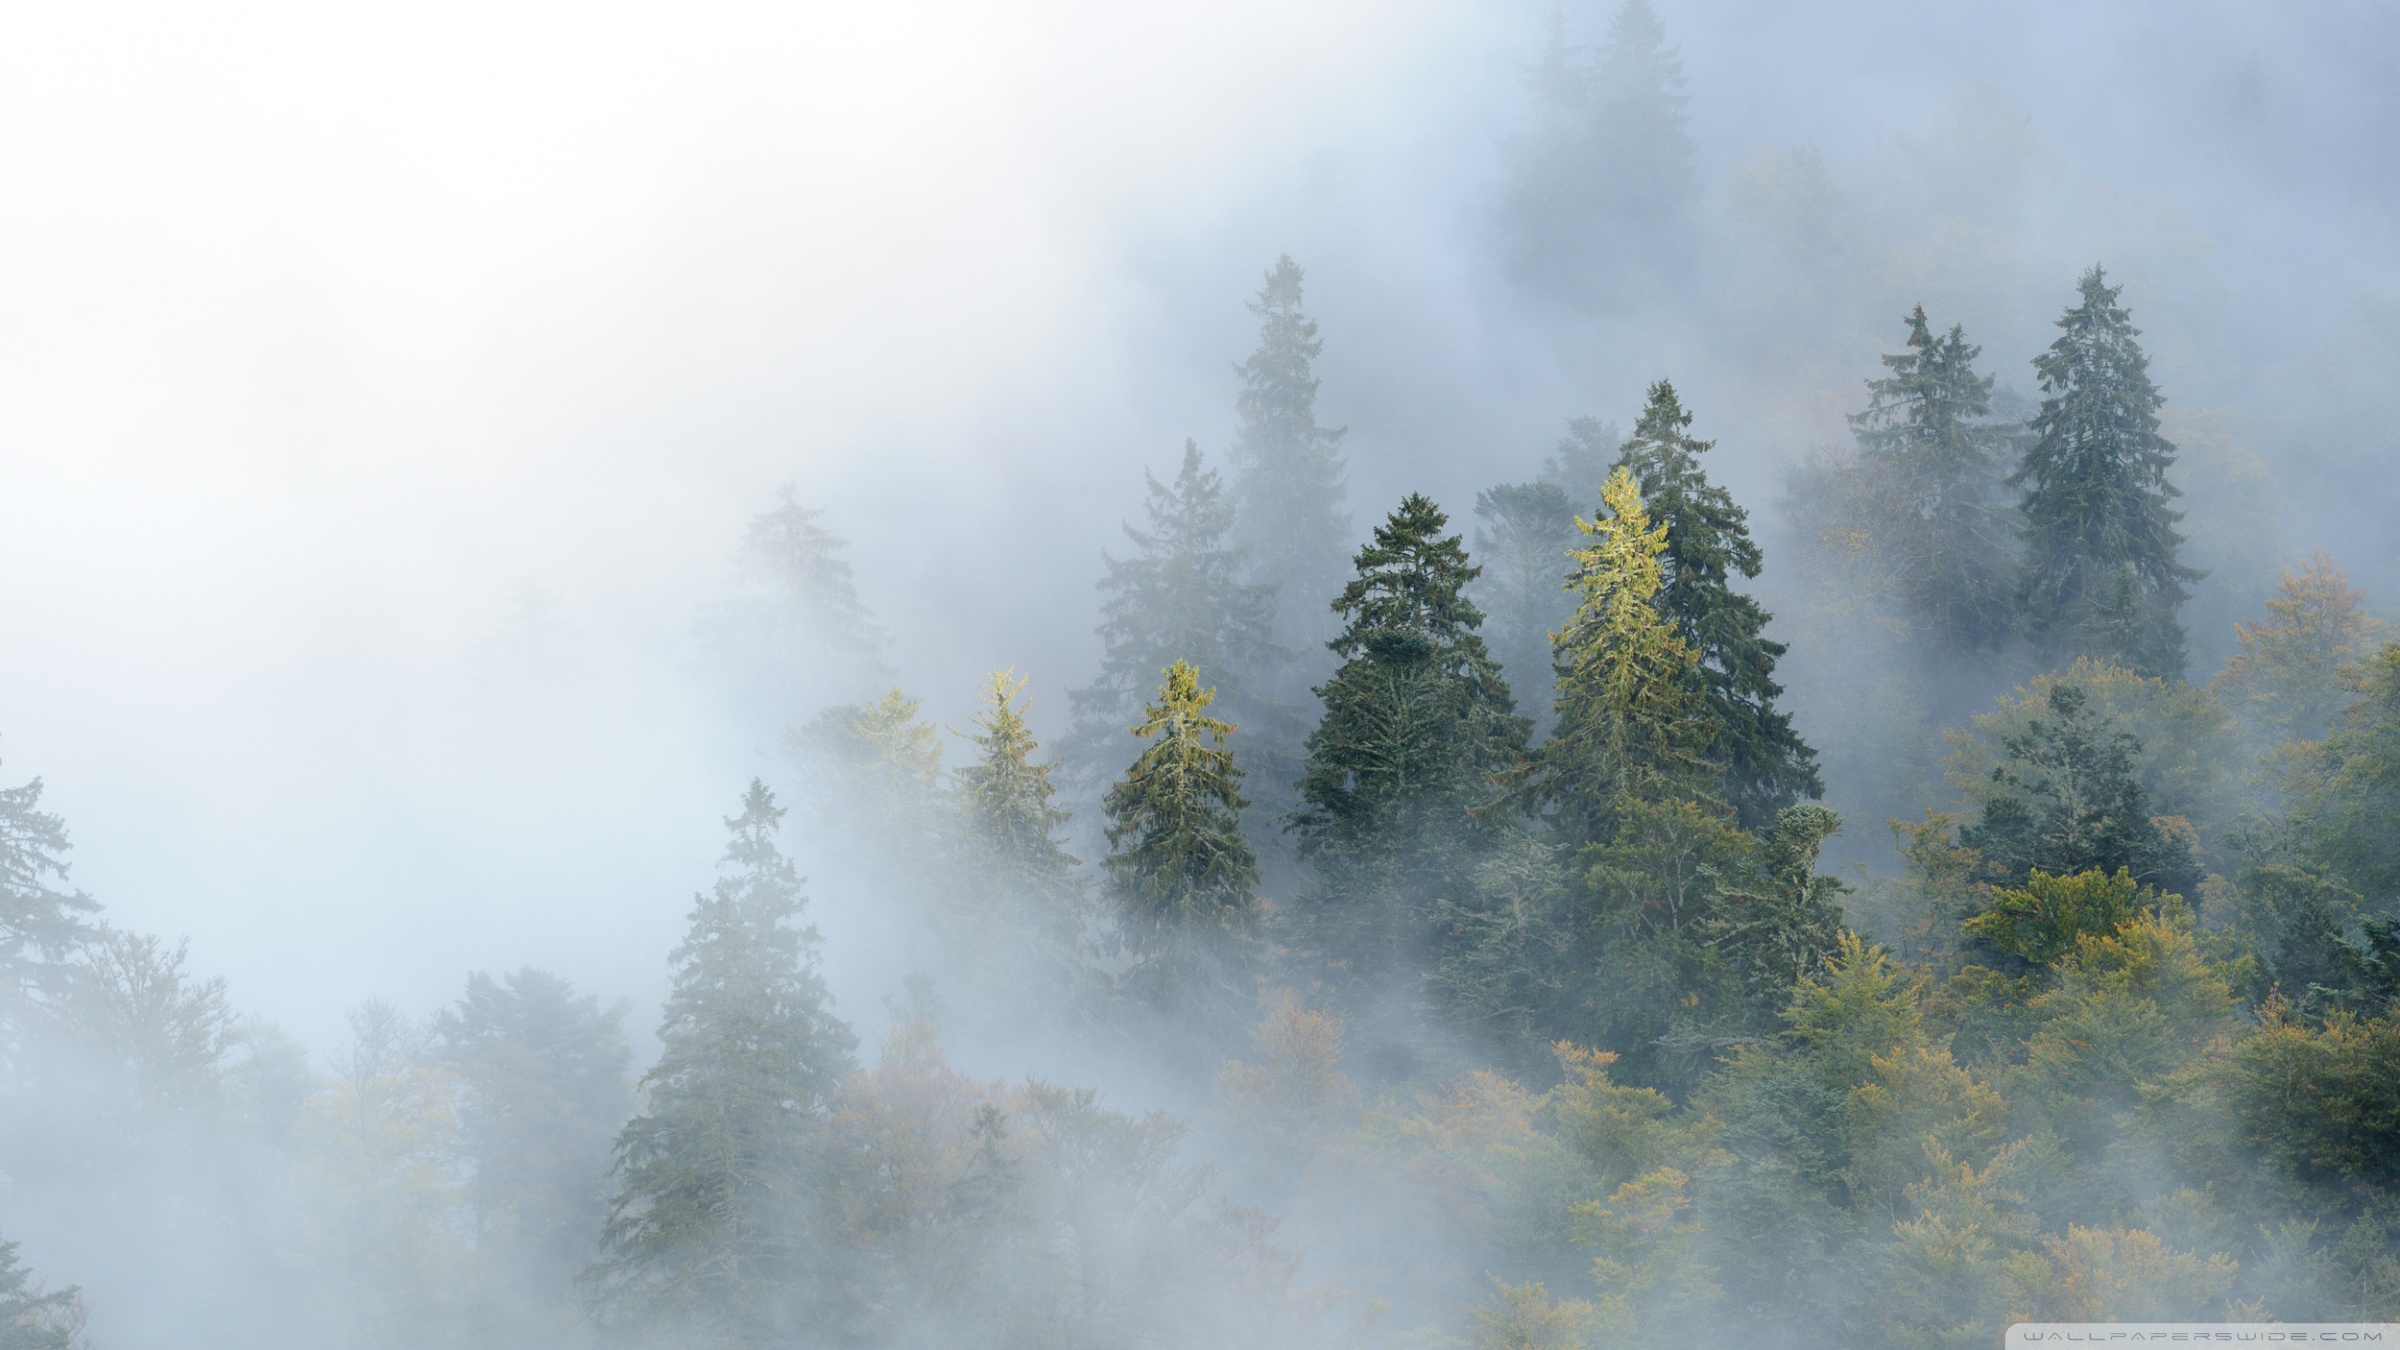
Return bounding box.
[1496,0,1696,305]
[0,757,99,993]
[1542,416,1621,508]
[1613,380,1822,827]
[1473,481,1581,730]
[699,487,891,724]
[1291,496,1530,991]
[953,670,1094,1004]
[1227,257,1350,654]
[591,781,859,1348]
[1524,465,1715,846]
[1068,442,1292,790]
[436,967,631,1290]
[2214,552,2387,746]
[1101,662,1261,1026]
[1958,683,2199,899]
[0,1236,80,1350]
[2013,266,2202,679]
[1844,306,2020,653]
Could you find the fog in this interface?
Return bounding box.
[3,0,2398,1345]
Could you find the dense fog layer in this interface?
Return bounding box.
[1,1,2397,1346]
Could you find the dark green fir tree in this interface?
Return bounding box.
[1291,495,1530,994]
[2012,266,2202,678]
[590,780,859,1349]
[1845,306,2021,654]
[1958,683,2199,899]
[1227,256,1350,654]
[1613,380,1823,827]
[1101,661,1262,1034]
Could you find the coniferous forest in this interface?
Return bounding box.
[4,3,2400,1348]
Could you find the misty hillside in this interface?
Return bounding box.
[2,1,2399,1347]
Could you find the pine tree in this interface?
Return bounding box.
[699,486,891,724]
[1291,496,1531,990]
[953,670,1093,1004]
[1227,257,1350,654]
[0,757,99,993]
[591,781,859,1348]
[1613,380,1822,827]
[1845,306,2020,653]
[2214,552,2386,745]
[1067,442,1292,790]
[1525,465,1716,846]
[1496,0,1696,305]
[2013,266,2202,679]
[1101,662,1261,1024]
[436,967,631,1290]
[1473,480,1582,729]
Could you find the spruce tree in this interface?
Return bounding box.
[1496,0,1696,305]
[2013,266,2202,679]
[699,487,890,724]
[0,758,99,993]
[1525,465,1716,846]
[1472,480,1582,729]
[1067,442,1292,790]
[1958,683,2199,898]
[1845,306,2020,653]
[591,781,858,1348]
[1292,496,1531,992]
[1101,661,1261,1026]
[1227,256,1350,653]
[437,968,631,1289]
[0,1236,80,1350]
[1613,381,1822,827]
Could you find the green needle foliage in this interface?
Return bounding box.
[1102,661,1263,1028]
[955,669,1095,1004]
[0,1236,80,1350]
[1958,682,2198,899]
[1527,465,1715,847]
[1844,306,2021,654]
[2013,266,2203,679]
[1613,380,1822,828]
[590,780,859,1349]
[1291,494,1530,996]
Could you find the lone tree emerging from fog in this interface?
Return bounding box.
[1524,466,1715,846]
[590,780,858,1349]
[0,758,99,992]
[1293,496,1530,987]
[2013,266,2201,679]
[1498,0,1697,306]
[700,486,891,723]
[1845,306,2021,654]
[1067,442,1293,789]
[1228,256,1350,651]
[1612,381,1821,828]
[1102,661,1261,1025]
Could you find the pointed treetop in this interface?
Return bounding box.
[1328,493,1486,656]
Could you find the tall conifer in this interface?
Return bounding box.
[954,670,1093,1002]
[591,781,858,1348]
[1613,381,1822,827]
[1292,497,1530,990]
[699,488,890,724]
[1101,662,1261,1026]
[2013,266,2201,679]
[1227,257,1350,652]
[1526,466,1716,845]
[1845,306,2020,653]
[1068,443,1291,789]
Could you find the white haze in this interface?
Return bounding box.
[1,0,2396,1064]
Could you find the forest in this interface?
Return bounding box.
[2,2,2397,1349]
